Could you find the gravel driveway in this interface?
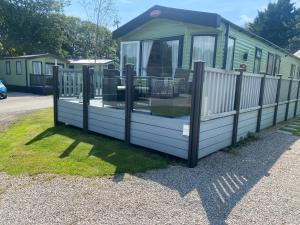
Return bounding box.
[0,126,299,225]
[0,92,52,130]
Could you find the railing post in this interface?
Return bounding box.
[53,66,59,127]
[285,77,293,121]
[294,80,300,117]
[188,61,205,168]
[256,73,266,132]
[232,69,244,146]
[82,65,90,133]
[273,75,282,125]
[125,64,134,144]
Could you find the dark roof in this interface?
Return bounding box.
[112,5,221,39]
[1,53,68,61]
[112,5,299,60]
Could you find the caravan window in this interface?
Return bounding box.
[120,41,140,76]
[266,53,275,75]
[5,61,11,75]
[32,61,42,75]
[253,48,262,74]
[16,61,22,75]
[192,35,216,68]
[226,37,235,70]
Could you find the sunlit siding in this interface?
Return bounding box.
[229,26,300,77]
[120,18,223,69]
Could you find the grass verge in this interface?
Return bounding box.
[0,108,169,177]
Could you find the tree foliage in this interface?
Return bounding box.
[247,0,300,53]
[0,0,118,59]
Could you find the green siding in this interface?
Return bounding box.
[118,18,300,78]
[228,25,300,77]
[0,56,67,87]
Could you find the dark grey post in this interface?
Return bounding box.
[82,65,90,132]
[53,65,59,127]
[285,78,293,121]
[273,75,282,125]
[256,74,266,132]
[188,61,205,168]
[125,64,134,144]
[294,81,300,117]
[232,69,244,146]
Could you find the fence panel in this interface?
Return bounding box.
[240,74,262,109]
[279,79,290,102]
[58,69,83,99]
[202,68,238,116]
[290,80,299,100]
[263,76,278,105]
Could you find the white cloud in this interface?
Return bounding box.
[239,14,253,24]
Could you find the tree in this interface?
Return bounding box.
[79,0,118,60]
[246,0,299,53]
[61,16,117,59]
[0,0,69,56]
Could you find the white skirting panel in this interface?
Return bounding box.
[88,106,125,140]
[237,109,258,140]
[198,115,234,159]
[261,106,275,129]
[57,100,83,128]
[297,100,300,116]
[276,103,287,123]
[130,113,189,159]
[288,102,296,119]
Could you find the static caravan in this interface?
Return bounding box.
[112,5,300,79]
[68,59,119,72]
[54,5,300,167]
[0,53,68,94]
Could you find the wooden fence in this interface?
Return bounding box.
[53,63,300,167]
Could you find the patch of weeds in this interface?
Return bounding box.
[222,147,241,156]
[223,132,259,156]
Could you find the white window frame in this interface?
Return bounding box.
[16,61,22,75]
[120,41,140,77]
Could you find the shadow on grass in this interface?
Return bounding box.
[26,125,169,177]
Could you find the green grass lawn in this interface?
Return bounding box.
[0,108,169,177]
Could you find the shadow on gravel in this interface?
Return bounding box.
[136,132,298,225]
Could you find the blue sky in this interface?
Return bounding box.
[65,0,300,30]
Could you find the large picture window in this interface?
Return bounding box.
[16,61,22,75]
[144,38,180,77]
[32,61,42,75]
[120,41,140,76]
[192,35,216,68]
[226,37,235,70]
[5,61,11,75]
[253,48,262,74]
[267,53,275,75]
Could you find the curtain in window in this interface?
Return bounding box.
[45,64,53,75]
[16,62,22,74]
[141,40,153,77]
[121,42,140,76]
[267,54,275,75]
[169,40,179,77]
[33,62,42,74]
[192,36,215,68]
[226,38,235,70]
[5,62,11,74]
